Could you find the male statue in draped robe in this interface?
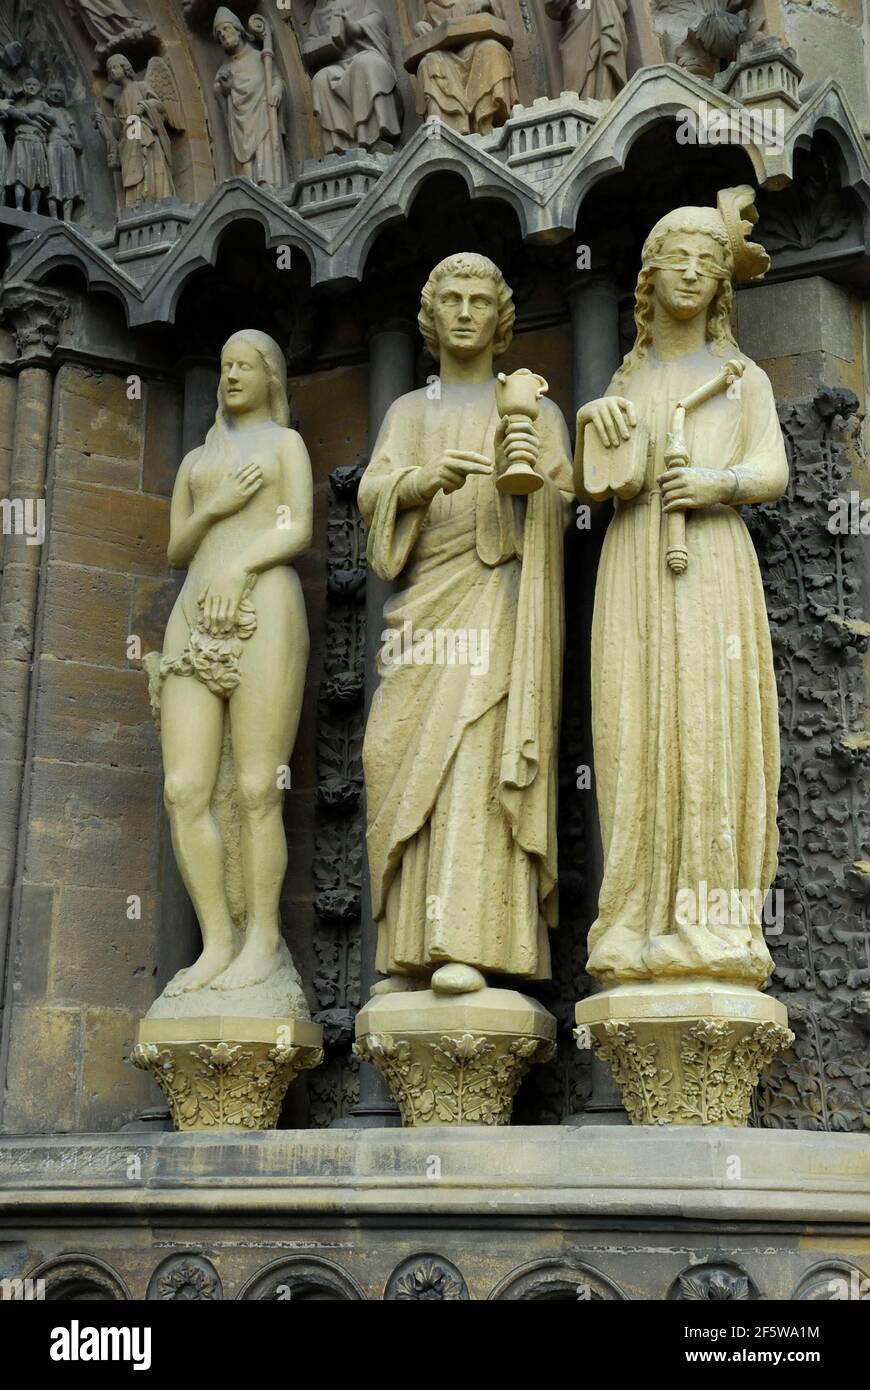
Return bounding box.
[412,0,518,135]
[545,0,628,101]
[358,252,573,996]
[213,6,287,188]
[304,0,402,154]
[103,54,180,206]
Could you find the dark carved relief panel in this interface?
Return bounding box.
[514,524,594,1123]
[748,388,870,1132]
[308,462,366,1126]
[384,1255,469,1301]
[756,147,866,279]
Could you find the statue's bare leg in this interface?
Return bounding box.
[214,578,307,991]
[161,670,236,994]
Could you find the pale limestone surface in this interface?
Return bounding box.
[358,252,573,992]
[146,330,313,1014]
[354,253,571,1122]
[576,188,788,991]
[574,189,793,1125]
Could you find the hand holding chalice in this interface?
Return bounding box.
[495,368,549,496]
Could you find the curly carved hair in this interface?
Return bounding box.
[611,222,737,393]
[418,253,515,360]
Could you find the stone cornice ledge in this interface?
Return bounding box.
[0,1128,868,1225]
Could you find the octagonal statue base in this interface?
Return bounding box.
[131,1017,324,1132]
[574,980,793,1127]
[354,987,556,1127]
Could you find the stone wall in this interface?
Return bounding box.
[1,365,177,1132]
[0,351,376,1134]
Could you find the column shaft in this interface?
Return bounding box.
[0,367,54,1120]
[567,276,629,1125]
[348,326,415,1125]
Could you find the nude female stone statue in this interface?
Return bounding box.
[146,330,312,999]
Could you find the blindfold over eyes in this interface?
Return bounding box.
[646,254,730,278]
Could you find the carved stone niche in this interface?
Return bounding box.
[792,1261,870,1301]
[239,1256,365,1301]
[668,1261,758,1301]
[182,0,259,31]
[755,150,865,273]
[147,1253,222,1301]
[490,1259,626,1301]
[28,1255,130,1301]
[384,1255,469,1301]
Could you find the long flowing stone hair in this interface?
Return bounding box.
[611,215,737,393]
[418,252,516,360]
[202,329,290,471]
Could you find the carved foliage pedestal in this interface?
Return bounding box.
[354,988,556,1127]
[574,982,793,1127]
[132,1018,323,1132]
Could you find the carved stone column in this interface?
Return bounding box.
[341,319,415,1128]
[568,269,621,408]
[565,270,629,1126]
[0,287,66,1119]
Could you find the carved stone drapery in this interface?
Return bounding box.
[67,0,157,65]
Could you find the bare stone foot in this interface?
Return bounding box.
[371,973,428,996]
[164,941,236,996]
[431,962,486,994]
[212,938,281,992]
